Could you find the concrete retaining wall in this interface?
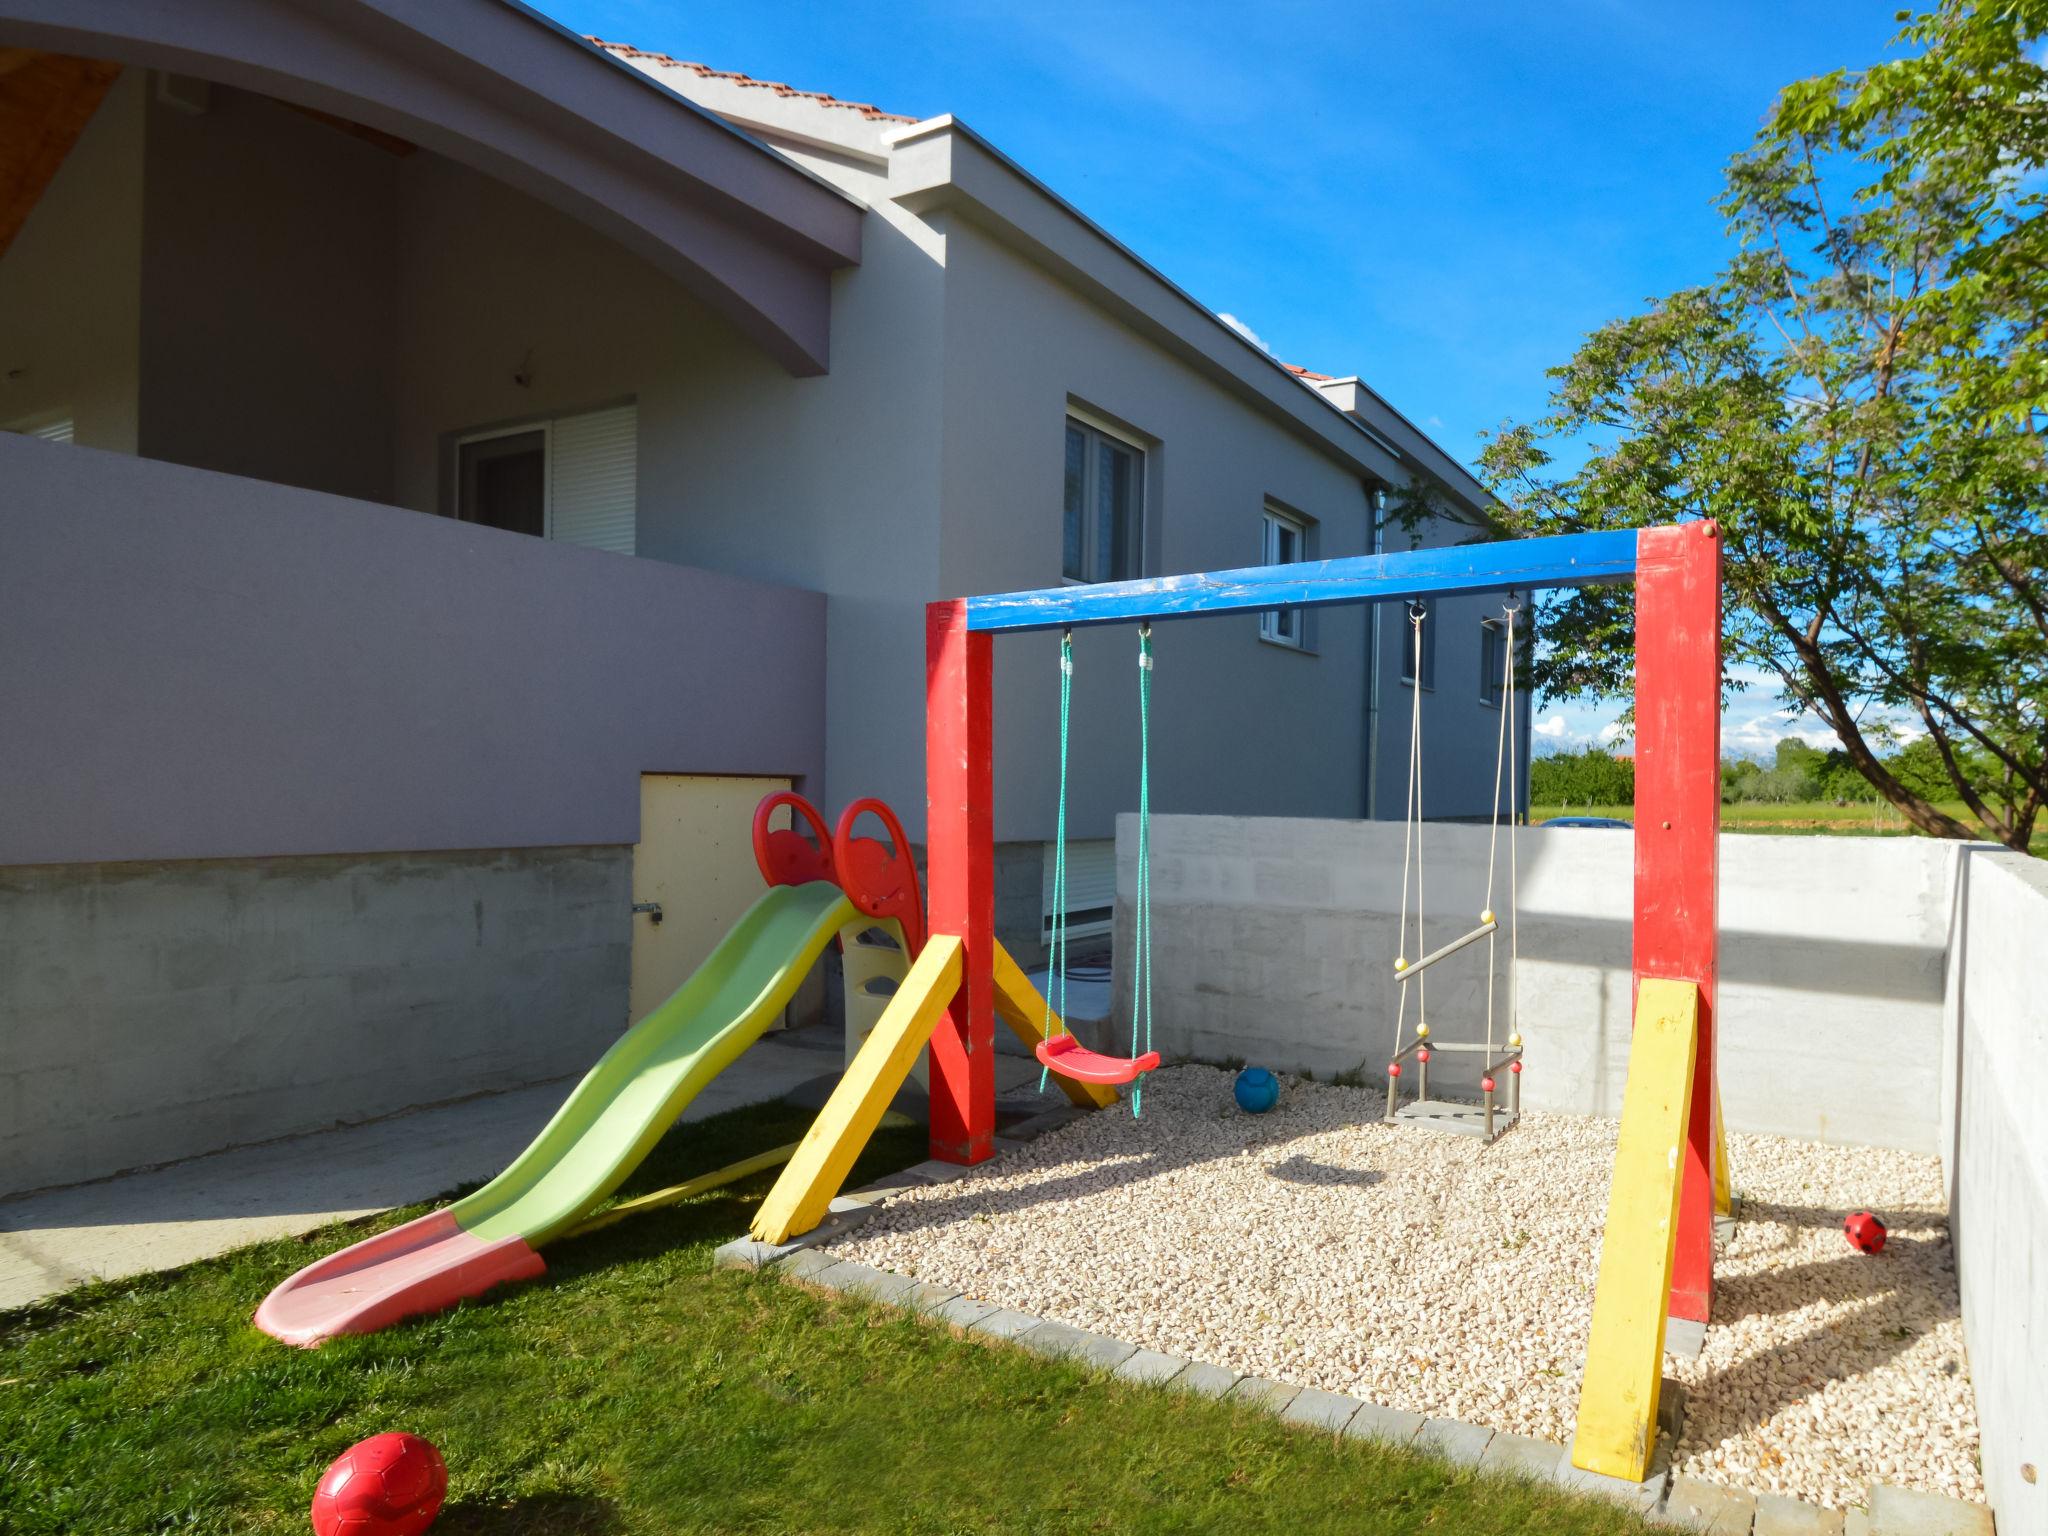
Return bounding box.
[0,846,630,1195]
[1942,851,2047,1531]
[1113,815,1958,1153]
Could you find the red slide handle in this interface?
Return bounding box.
[833,797,926,958]
[753,791,836,888]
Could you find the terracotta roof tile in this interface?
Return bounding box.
[589,38,916,124]
[1282,362,1336,382]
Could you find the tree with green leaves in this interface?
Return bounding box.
[1479,0,2047,851]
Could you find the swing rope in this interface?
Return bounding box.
[1482,604,1520,1061]
[1131,623,1155,1117]
[1038,630,1074,1095]
[1037,624,1158,1110]
[1393,604,1428,1064]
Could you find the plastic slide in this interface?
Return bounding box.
[254,880,858,1346]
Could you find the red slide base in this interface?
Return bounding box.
[254,1210,545,1348]
[1035,1034,1162,1086]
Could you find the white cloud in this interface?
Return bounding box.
[1533,716,1571,738]
[1596,720,1631,745]
[1216,312,1270,353]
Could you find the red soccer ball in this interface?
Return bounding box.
[311,1433,447,1536]
[1844,1210,1888,1255]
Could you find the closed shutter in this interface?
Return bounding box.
[1042,839,1117,940]
[549,404,636,554]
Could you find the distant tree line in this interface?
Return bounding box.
[1531,738,1964,808]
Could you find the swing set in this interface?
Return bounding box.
[1383,599,1527,1142]
[920,520,1727,1483]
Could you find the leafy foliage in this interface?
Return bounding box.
[1481,0,2048,851]
[1530,748,1636,806]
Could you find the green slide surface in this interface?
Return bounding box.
[454,880,856,1246]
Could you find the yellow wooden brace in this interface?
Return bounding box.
[750,935,964,1245]
[991,940,1120,1111]
[1570,977,1700,1482]
[566,1142,801,1238]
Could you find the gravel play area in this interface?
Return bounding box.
[831,1066,1982,1511]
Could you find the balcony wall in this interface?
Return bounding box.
[0,434,825,866]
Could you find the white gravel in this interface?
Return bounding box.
[830,1065,1982,1510]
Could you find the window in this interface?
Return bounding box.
[1481,617,1509,707]
[5,414,74,445]
[1063,417,1143,582]
[1043,840,1116,942]
[454,403,637,554]
[1399,598,1436,689]
[1259,504,1311,647]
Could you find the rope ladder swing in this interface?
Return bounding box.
[1036,623,1162,1107]
[1382,600,1526,1142]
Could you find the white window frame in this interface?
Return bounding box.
[455,419,554,535]
[1480,616,1508,708]
[1399,598,1437,691]
[1258,504,1312,649]
[451,402,638,555]
[1062,412,1146,585]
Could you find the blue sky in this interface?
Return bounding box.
[543,0,1912,756]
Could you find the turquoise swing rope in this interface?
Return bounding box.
[1131,623,1155,1116]
[1038,629,1074,1094]
[1037,623,1156,1115]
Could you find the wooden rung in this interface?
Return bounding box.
[1394,920,1497,982]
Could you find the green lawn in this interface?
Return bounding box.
[1,1101,1652,1536]
[1534,799,2045,853]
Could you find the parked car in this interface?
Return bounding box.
[1542,815,1634,829]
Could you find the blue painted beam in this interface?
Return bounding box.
[962,528,1640,634]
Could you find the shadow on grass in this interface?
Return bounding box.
[435,1493,623,1534]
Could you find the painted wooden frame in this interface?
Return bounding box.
[925,524,1723,1331]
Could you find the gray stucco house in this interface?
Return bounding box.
[0,0,1528,1194]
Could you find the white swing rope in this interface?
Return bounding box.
[1482,602,1522,1065]
[1393,605,1428,1069]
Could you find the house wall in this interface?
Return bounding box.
[1365,528,1536,824]
[937,218,1377,844]
[0,68,144,450]
[1941,850,2047,1531]
[1115,816,1956,1152]
[138,84,398,504]
[387,143,948,845]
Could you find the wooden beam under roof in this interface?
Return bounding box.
[0,51,121,261]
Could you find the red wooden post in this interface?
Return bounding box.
[1631,522,1722,1323]
[925,599,996,1165]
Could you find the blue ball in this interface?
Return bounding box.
[1234,1067,1279,1114]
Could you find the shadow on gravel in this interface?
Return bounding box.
[1264,1154,1384,1189]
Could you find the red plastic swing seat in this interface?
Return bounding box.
[1035,1033,1162,1086]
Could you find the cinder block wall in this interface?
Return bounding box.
[1114,815,1958,1153]
[0,847,630,1195]
[1942,851,2047,1530]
